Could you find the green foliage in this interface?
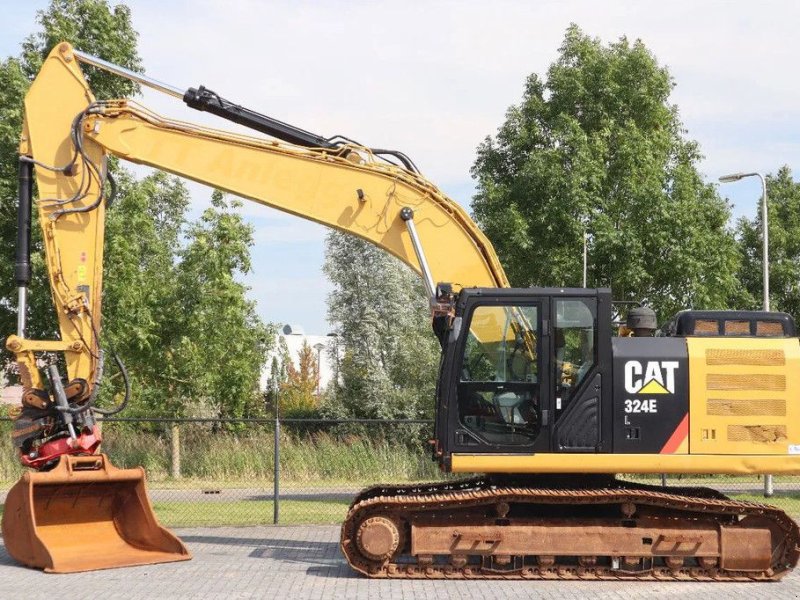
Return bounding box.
[279,341,320,418]
[471,25,741,320]
[92,423,441,483]
[87,181,272,421]
[0,0,142,348]
[322,231,440,420]
[20,0,142,99]
[101,170,189,415]
[0,1,270,420]
[141,190,272,419]
[736,167,800,319]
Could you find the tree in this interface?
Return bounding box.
[0,0,142,345]
[736,167,800,319]
[100,170,191,415]
[1,2,272,420]
[279,341,320,418]
[471,25,740,320]
[20,0,142,99]
[322,231,439,420]
[160,191,272,419]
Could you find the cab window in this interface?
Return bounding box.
[457,304,540,446]
[554,299,596,409]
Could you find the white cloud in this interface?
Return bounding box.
[127,1,800,187]
[9,0,800,327]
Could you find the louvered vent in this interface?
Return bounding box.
[706,349,785,366]
[695,320,718,335]
[707,398,786,416]
[727,425,787,443]
[707,374,786,391]
[724,320,750,335]
[756,321,785,336]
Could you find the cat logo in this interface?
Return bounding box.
[624,360,679,395]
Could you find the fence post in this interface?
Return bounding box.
[765,474,774,498]
[273,383,280,525]
[170,423,181,479]
[660,473,667,487]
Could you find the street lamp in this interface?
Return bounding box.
[718,172,769,311]
[313,342,325,396]
[580,213,591,288]
[326,332,339,386]
[719,171,772,498]
[582,229,589,288]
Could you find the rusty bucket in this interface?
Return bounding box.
[1,454,191,573]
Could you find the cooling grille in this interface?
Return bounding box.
[756,321,785,336]
[724,320,750,335]
[707,398,786,416]
[727,424,787,443]
[706,373,786,391]
[695,319,718,335]
[705,349,785,366]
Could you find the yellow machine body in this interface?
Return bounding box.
[452,336,800,474]
[8,43,800,579]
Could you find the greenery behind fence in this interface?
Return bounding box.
[0,419,442,485]
[2,418,800,529]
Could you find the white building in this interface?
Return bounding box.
[261,324,338,393]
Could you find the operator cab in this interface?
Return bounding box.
[434,287,613,465]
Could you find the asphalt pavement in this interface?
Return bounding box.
[1,525,798,600]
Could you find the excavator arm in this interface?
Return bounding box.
[10,42,510,467]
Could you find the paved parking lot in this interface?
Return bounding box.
[1,525,799,599]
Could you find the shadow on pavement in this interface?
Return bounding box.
[305,564,359,578]
[179,533,356,576]
[0,545,23,569]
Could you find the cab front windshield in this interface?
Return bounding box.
[457,304,540,446]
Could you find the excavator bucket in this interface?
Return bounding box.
[1,454,190,573]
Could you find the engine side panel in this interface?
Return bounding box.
[687,336,800,455]
[611,337,689,454]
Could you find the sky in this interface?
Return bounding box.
[2,0,799,333]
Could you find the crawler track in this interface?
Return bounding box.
[341,476,800,581]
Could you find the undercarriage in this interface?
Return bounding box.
[341,475,800,581]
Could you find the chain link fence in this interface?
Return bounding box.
[1,417,799,527]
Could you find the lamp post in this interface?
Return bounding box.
[719,172,769,311]
[326,332,339,386]
[313,342,325,396]
[582,229,588,288]
[719,171,772,497]
[580,214,590,288]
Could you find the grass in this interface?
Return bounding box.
[0,420,442,484]
[152,499,350,527]
[3,420,800,527]
[0,498,349,528]
[728,492,800,518]
[95,424,442,483]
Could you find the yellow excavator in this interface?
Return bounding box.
[3,42,800,579]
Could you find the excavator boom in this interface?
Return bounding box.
[5,41,510,575]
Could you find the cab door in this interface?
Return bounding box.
[550,296,606,452]
[437,291,551,456]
